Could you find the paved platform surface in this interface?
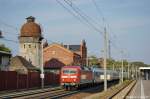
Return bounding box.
[127,80,150,99]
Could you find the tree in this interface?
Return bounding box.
[106,59,128,71]
[88,55,99,66]
[107,59,116,69]
[131,61,149,68]
[0,44,11,52]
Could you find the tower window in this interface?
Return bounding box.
[24,44,25,48]
[29,44,31,48]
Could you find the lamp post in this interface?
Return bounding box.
[40,39,44,89]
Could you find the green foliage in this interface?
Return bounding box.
[0,44,11,52]
[107,59,150,71]
[107,59,116,69]
[131,61,149,67]
[88,55,99,66]
[87,55,150,71]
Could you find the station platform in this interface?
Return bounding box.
[127,80,150,99]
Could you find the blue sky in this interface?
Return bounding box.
[0,0,150,64]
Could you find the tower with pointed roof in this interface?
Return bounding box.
[19,16,43,68]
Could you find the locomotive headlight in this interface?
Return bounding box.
[73,79,76,81]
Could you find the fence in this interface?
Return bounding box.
[0,71,60,91]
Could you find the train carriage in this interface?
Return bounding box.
[60,66,120,90]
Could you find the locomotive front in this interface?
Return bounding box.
[60,66,80,89]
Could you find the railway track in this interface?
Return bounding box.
[0,85,102,99]
[0,86,61,99]
[0,80,120,99]
[83,80,135,99]
[111,80,136,99]
[14,89,79,99]
[101,80,136,99]
[0,86,79,99]
[24,81,119,99]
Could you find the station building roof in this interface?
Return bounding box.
[139,67,150,70]
[0,50,11,56]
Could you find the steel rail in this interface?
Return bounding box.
[0,87,61,98]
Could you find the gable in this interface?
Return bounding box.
[44,43,74,55]
[10,56,38,71]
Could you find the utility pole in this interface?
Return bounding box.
[127,62,129,79]
[108,40,111,59]
[121,50,124,83]
[104,27,107,91]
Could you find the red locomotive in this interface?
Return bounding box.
[60,66,93,90]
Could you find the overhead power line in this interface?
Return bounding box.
[0,38,18,43]
[92,0,111,59]
[63,0,104,34]
[91,0,106,26]
[56,0,104,35]
[65,0,104,30]
[57,0,130,60]
[0,19,19,32]
[0,30,19,37]
[91,0,128,59]
[0,19,19,37]
[55,0,92,29]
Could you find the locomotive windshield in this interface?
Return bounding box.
[63,70,77,74]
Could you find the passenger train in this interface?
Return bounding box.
[60,66,121,90]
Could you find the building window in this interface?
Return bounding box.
[35,45,36,48]
[24,44,25,49]
[29,44,31,48]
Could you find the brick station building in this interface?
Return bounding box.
[43,40,87,73]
